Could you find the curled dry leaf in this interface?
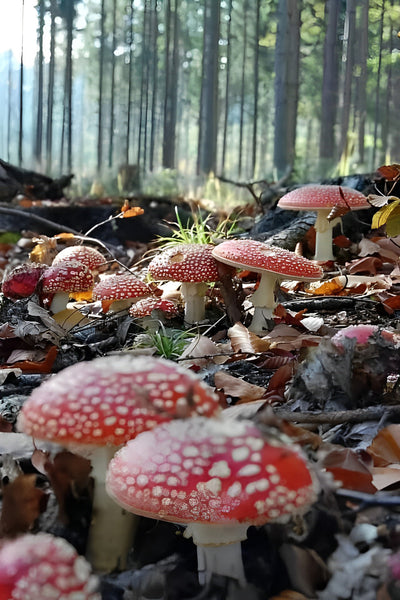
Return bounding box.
[367,424,400,467]
[347,257,383,276]
[228,321,271,354]
[321,447,376,494]
[0,474,47,537]
[214,370,267,404]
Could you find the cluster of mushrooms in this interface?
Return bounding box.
[0,184,371,595]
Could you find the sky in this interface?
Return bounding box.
[0,0,38,67]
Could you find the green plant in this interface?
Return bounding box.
[130,324,196,360]
[157,206,237,248]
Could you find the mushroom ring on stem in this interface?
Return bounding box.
[17,354,220,572]
[212,239,323,332]
[277,184,370,262]
[147,243,220,325]
[106,416,317,587]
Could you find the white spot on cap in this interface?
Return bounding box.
[232,447,250,461]
[237,464,261,477]
[208,460,231,478]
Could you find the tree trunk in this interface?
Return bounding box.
[162,0,179,169]
[273,0,301,177]
[372,0,385,167]
[35,0,45,167]
[18,0,25,167]
[354,0,368,165]
[97,0,106,174]
[338,0,356,164]
[126,1,134,165]
[197,0,220,175]
[221,0,233,174]
[319,0,340,169]
[149,0,159,171]
[252,0,261,178]
[108,0,117,169]
[238,1,248,178]
[46,0,56,173]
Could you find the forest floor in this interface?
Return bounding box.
[0,186,400,599]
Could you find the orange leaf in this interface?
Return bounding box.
[54,232,77,240]
[0,474,47,537]
[367,424,400,467]
[376,164,400,181]
[333,234,352,248]
[322,447,376,493]
[0,345,58,374]
[122,206,144,218]
[383,295,400,310]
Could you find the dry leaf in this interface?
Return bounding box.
[321,447,376,493]
[228,322,271,354]
[0,474,47,537]
[347,256,383,275]
[367,424,400,467]
[214,370,267,403]
[371,466,400,491]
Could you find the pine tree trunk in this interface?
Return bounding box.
[238,1,248,177]
[252,0,261,178]
[338,0,356,163]
[35,0,45,167]
[97,0,106,174]
[221,0,232,173]
[149,0,159,172]
[108,0,117,169]
[18,0,25,166]
[46,0,56,173]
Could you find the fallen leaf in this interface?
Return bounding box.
[321,447,376,493]
[0,474,47,537]
[228,322,271,354]
[371,465,400,491]
[214,370,267,403]
[367,424,400,467]
[347,256,383,275]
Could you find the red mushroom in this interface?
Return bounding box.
[92,273,151,313]
[52,245,106,274]
[212,239,323,332]
[0,532,100,599]
[106,416,317,586]
[277,185,370,261]
[147,244,220,325]
[40,260,94,313]
[1,263,47,300]
[17,354,220,572]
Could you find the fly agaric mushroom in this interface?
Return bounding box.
[93,273,152,312]
[1,263,47,300]
[106,416,317,587]
[129,296,178,330]
[17,354,220,572]
[212,239,323,332]
[0,532,100,599]
[277,184,370,262]
[147,244,220,325]
[52,245,106,274]
[40,260,94,313]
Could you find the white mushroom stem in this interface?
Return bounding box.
[49,291,71,313]
[184,522,248,587]
[180,282,208,325]
[314,210,342,262]
[86,446,139,572]
[248,271,280,332]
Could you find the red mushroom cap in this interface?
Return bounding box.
[92,273,151,302]
[41,260,94,293]
[106,417,315,525]
[212,239,323,281]
[129,296,178,318]
[1,263,47,300]
[0,533,100,599]
[17,355,221,447]
[52,245,106,272]
[148,244,220,283]
[106,417,316,526]
[331,324,398,348]
[277,184,369,211]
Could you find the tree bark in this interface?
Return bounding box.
[273,0,301,177]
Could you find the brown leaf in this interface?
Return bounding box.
[371,466,400,491]
[333,234,352,248]
[228,322,271,354]
[266,362,295,398]
[327,205,350,221]
[376,164,400,181]
[367,424,400,467]
[321,447,376,493]
[0,474,47,537]
[214,370,267,403]
[347,256,383,276]
[122,206,144,218]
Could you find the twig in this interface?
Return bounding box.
[273,404,400,425]
[336,488,400,508]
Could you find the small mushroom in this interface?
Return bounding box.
[106,416,317,587]
[212,239,323,332]
[0,532,100,599]
[1,263,47,300]
[93,273,151,312]
[277,184,370,261]
[17,354,220,572]
[40,260,94,313]
[52,245,107,274]
[147,244,220,325]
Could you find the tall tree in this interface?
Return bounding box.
[238,0,249,177]
[149,0,159,171]
[108,0,117,169]
[354,0,369,165]
[97,0,106,174]
[338,0,356,164]
[46,0,57,173]
[18,0,25,166]
[35,0,45,167]
[252,0,261,178]
[125,1,134,165]
[221,0,233,173]
[162,0,180,169]
[59,0,75,172]
[372,0,385,167]
[197,0,220,175]
[273,0,301,177]
[319,0,341,170]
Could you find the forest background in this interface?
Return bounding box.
[0,0,399,203]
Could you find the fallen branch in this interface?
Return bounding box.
[273,404,400,425]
